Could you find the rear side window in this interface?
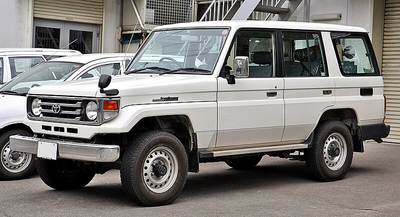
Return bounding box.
[331,32,378,76]
[0,58,3,83]
[282,32,327,77]
[9,56,44,78]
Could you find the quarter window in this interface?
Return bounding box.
[331,32,378,76]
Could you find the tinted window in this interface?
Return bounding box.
[331,32,378,76]
[283,32,327,77]
[0,58,3,83]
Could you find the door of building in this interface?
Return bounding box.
[33,19,99,54]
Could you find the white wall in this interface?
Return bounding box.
[295,0,374,33]
[102,0,121,53]
[0,0,33,48]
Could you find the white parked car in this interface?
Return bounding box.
[10,21,389,206]
[0,48,81,85]
[0,53,134,180]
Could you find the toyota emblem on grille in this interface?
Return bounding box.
[52,104,61,114]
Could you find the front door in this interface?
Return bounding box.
[216,29,285,148]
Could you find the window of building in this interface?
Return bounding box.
[283,32,327,77]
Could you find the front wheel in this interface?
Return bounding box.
[120,130,188,206]
[305,121,353,181]
[36,158,95,190]
[0,130,36,180]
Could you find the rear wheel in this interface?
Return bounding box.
[0,130,36,180]
[121,130,188,206]
[306,121,353,181]
[225,155,263,170]
[36,158,95,190]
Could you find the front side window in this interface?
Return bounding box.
[283,32,327,77]
[9,56,44,78]
[127,28,229,75]
[79,63,121,79]
[226,29,275,78]
[331,32,378,76]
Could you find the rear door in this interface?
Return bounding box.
[281,31,335,142]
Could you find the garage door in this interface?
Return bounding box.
[383,0,400,142]
[34,0,103,24]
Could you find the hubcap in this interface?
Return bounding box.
[323,133,347,171]
[143,146,178,193]
[1,142,32,173]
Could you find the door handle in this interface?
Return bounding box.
[323,90,332,95]
[267,92,277,97]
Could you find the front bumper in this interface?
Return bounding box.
[10,135,120,162]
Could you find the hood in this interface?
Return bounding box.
[27,74,217,106]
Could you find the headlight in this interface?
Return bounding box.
[31,98,41,116]
[86,101,98,121]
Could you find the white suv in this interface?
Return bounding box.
[10,21,390,206]
[0,53,133,180]
[0,48,81,85]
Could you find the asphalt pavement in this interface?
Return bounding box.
[1,141,400,217]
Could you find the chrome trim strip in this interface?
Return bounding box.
[10,135,120,162]
[209,144,309,157]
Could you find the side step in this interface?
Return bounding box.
[199,143,309,159]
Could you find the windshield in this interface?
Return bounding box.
[127,28,229,75]
[0,62,82,95]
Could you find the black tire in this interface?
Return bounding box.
[0,129,36,180]
[36,158,95,190]
[305,121,354,181]
[120,130,188,206]
[225,155,263,170]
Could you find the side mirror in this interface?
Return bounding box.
[98,74,119,96]
[98,74,111,90]
[233,56,249,78]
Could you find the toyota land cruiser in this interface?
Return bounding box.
[10,21,390,206]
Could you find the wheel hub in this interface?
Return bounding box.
[153,162,168,177]
[328,145,340,157]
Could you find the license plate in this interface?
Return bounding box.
[37,141,58,160]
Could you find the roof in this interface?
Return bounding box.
[48,53,135,64]
[0,48,81,55]
[154,20,367,33]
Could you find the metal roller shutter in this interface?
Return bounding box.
[383,0,400,142]
[34,0,103,24]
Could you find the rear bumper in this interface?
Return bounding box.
[360,123,390,141]
[10,135,120,162]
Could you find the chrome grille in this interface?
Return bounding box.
[40,99,83,121]
[27,95,97,124]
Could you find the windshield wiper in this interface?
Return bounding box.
[125,66,170,75]
[0,90,25,96]
[160,67,211,75]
